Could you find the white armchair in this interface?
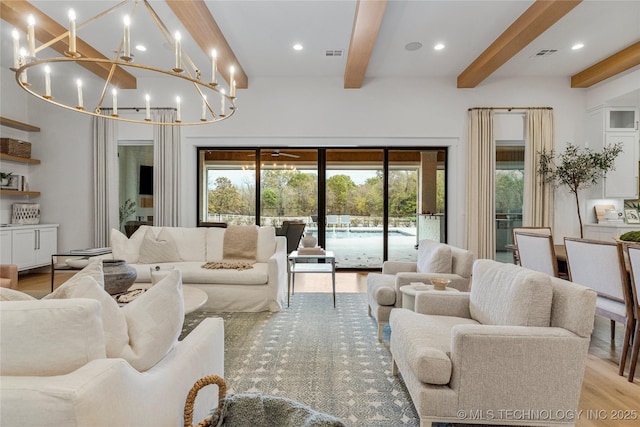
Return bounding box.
[389,260,597,427]
[367,239,474,339]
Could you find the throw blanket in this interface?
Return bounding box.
[202,225,258,271]
[209,393,346,427]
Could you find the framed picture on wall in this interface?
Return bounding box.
[625,209,640,224]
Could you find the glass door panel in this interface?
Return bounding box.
[495,145,524,262]
[388,149,446,263]
[325,149,384,269]
[198,149,256,226]
[259,149,318,229]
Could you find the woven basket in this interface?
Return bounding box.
[12,203,40,225]
[0,138,31,158]
[184,375,227,427]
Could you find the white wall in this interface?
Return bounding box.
[7,66,633,253]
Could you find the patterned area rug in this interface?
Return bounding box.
[180,293,420,426]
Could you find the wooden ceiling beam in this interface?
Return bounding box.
[571,41,640,88]
[0,0,137,89]
[457,0,582,88]
[166,0,247,89]
[344,0,387,89]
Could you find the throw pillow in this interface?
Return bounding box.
[0,287,36,301]
[138,228,182,264]
[110,226,148,263]
[0,298,106,376]
[44,274,129,358]
[119,269,184,371]
[416,240,452,274]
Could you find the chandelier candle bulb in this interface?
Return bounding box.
[174,31,182,72]
[44,66,51,98]
[11,29,19,69]
[112,88,118,116]
[229,66,235,96]
[19,48,28,84]
[176,96,181,122]
[123,15,131,60]
[231,80,236,98]
[220,89,225,115]
[145,94,151,121]
[27,15,36,58]
[68,9,77,55]
[210,49,217,84]
[201,95,207,121]
[76,79,83,109]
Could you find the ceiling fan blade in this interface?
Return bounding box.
[280,152,300,158]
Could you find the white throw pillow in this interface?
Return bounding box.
[0,298,106,376]
[138,228,182,264]
[45,273,128,358]
[119,269,185,371]
[417,240,452,274]
[0,287,36,301]
[111,226,148,263]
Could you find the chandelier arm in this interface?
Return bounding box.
[142,0,199,79]
[192,82,218,120]
[37,0,132,53]
[95,63,120,114]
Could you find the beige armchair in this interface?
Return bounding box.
[367,239,474,339]
[389,260,597,427]
[0,264,18,289]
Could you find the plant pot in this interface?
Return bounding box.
[103,259,137,295]
[301,231,317,248]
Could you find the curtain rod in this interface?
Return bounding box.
[468,107,553,111]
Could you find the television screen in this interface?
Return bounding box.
[139,165,153,195]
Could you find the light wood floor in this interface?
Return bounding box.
[16,271,640,426]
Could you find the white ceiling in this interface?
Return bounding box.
[2,0,639,85]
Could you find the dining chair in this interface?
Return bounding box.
[564,238,634,377]
[514,231,559,277]
[511,226,552,265]
[625,244,640,382]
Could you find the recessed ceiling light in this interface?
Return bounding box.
[293,43,303,51]
[571,43,584,50]
[434,43,445,51]
[405,42,422,51]
[135,44,146,52]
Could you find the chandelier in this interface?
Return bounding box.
[9,0,237,126]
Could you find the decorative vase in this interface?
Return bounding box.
[301,231,317,248]
[103,259,137,295]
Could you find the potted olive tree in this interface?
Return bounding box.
[537,142,622,238]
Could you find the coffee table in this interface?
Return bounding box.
[400,282,459,311]
[126,283,208,314]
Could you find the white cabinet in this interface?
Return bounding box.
[584,224,640,242]
[0,230,11,264]
[604,132,639,198]
[606,107,638,131]
[5,224,58,271]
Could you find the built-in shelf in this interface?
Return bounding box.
[0,153,41,164]
[0,190,41,196]
[0,116,40,132]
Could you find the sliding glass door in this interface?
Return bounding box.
[197,147,447,269]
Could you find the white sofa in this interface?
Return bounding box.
[389,259,597,426]
[1,263,225,427]
[104,225,288,312]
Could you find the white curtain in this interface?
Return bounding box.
[524,108,554,228]
[93,112,119,246]
[466,108,495,260]
[153,109,181,226]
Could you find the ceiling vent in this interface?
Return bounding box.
[533,49,558,57]
[325,50,343,57]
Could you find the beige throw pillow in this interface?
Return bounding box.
[0,287,37,301]
[417,240,452,274]
[138,228,182,264]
